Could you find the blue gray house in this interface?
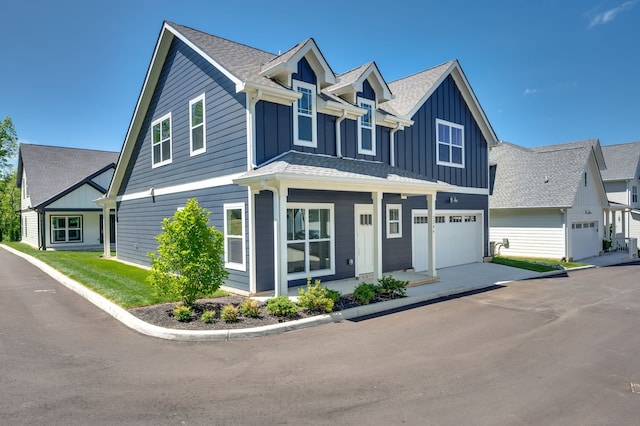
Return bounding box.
[102,22,498,296]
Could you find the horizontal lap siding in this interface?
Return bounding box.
[118,37,247,195]
[117,186,250,292]
[21,210,39,248]
[490,209,565,259]
[395,75,488,189]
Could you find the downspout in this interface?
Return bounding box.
[39,208,46,250]
[335,110,348,158]
[390,122,401,167]
[260,180,282,296]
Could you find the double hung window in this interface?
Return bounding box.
[386,204,402,238]
[224,203,245,271]
[151,113,172,167]
[293,81,317,147]
[358,99,376,155]
[189,94,206,156]
[286,204,334,278]
[436,118,464,168]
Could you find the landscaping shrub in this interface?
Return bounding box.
[378,275,408,298]
[148,198,228,307]
[239,299,261,318]
[266,296,298,318]
[173,304,193,322]
[221,304,239,323]
[297,278,335,313]
[353,282,378,304]
[325,288,342,303]
[201,309,216,324]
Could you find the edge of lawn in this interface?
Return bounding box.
[491,255,589,273]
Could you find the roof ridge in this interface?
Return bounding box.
[20,143,119,154]
[388,60,456,84]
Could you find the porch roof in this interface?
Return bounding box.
[234,151,453,195]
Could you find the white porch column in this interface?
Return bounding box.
[622,209,627,239]
[612,210,617,239]
[277,185,289,297]
[372,191,383,280]
[426,194,437,278]
[604,210,610,239]
[102,204,111,258]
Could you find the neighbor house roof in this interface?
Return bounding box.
[17,144,118,209]
[490,142,597,209]
[601,141,640,181]
[234,150,452,195]
[530,138,606,170]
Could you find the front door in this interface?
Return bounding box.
[355,204,374,276]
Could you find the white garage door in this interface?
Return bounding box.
[412,210,483,271]
[571,221,599,260]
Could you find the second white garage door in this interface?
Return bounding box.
[412,210,483,271]
[571,221,599,260]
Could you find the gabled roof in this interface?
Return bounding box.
[601,141,640,181]
[234,150,452,195]
[327,62,393,103]
[489,142,604,209]
[380,60,498,145]
[260,37,336,87]
[17,144,118,209]
[530,138,606,170]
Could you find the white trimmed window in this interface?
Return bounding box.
[286,203,334,278]
[189,94,206,156]
[293,80,317,147]
[224,203,245,271]
[151,113,172,167]
[386,204,402,238]
[51,216,82,243]
[358,98,376,155]
[436,118,464,168]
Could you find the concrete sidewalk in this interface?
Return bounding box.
[2,244,635,342]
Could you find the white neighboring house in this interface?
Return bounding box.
[17,144,119,250]
[489,140,609,261]
[601,141,640,252]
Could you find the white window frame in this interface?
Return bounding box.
[632,185,638,203]
[223,203,246,271]
[292,80,317,148]
[50,215,83,244]
[386,204,402,238]
[358,98,376,156]
[189,94,206,156]
[286,203,335,279]
[436,118,465,168]
[151,112,172,168]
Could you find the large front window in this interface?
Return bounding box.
[51,216,82,243]
[286,204,334,278]
[151,113,172,167]
[224,203,245,271]
[358,99,376,155]
[436,118,464,168]
[293,81,317,147]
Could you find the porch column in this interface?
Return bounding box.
[277,185,289,297]
[622,209,627,239]
[612,210,617,239]
[426,194,437,278]
[372,191,383,280]
[102,204,111,258]
[604,210,610,239]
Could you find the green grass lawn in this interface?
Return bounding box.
[2,242,226,308]
[491,255,589,272]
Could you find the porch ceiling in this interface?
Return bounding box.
[234,151,453,195]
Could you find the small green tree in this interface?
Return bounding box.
[148,198,228,306]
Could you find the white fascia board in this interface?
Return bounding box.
[377,111,413,129]
[240,81,301,106]
[318,99,366,119]
[165,22,242,87]
[446,186,490,195]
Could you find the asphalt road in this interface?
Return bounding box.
[1,247,640,425]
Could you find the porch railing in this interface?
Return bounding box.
[612,237,638,257]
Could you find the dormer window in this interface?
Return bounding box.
[358,99,376,156]
[293,80,317,147]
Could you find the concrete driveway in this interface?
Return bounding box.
[2,247,640,425]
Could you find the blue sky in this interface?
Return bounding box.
[1,0,639,155]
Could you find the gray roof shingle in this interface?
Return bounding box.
[489,142,593,209]
[601,141,640,181]
[18,144,119,208]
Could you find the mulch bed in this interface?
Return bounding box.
[128,294,400,331]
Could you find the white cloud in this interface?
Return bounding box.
[588,0,638,28]
[523,88,538,96]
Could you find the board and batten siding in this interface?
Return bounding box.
[490,209,565,259]
[116,186,250,292]
[117,37,247,196]
[604,181,628,205]
[395,75,488,189]
[47,184,105,210]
